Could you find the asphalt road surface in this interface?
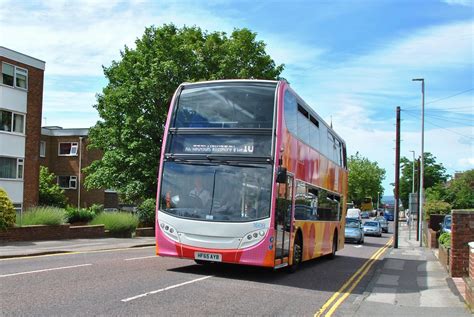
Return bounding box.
[1,224,393,316]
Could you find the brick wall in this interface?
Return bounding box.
[427,228,438,249]
[0,56,44,208]
[450,210,474,277]
[464,243,474,312]
[0,224,105,242]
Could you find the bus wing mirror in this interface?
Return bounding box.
[276,167,287,184]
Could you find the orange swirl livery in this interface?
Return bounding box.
[155,80,348,270]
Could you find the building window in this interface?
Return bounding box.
[2,63,14,86]
[0,110,25,134]
[0,157,24,179]
[58,176,77,189]
[40,141,46,157]
[1,62,28,89]
[58,142,78,156]
[13,203,22,213]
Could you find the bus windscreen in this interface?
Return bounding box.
[159,162,272,222]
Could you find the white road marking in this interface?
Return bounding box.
[124,255,157,261]
[354,245,363,248]
[0,263,92,278]
[121,275,213,302]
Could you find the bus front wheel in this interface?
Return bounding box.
[288,238,302,273]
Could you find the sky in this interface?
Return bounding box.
[1,0,473,196]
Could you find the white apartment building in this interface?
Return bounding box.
[0,47,45,210]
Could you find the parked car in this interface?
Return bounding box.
[384,209,394,221]
[363,221,382,237]
[439,215,452,234]
[361,211,370,219]
[374,216,389,233]
[346,208,362,221]
[345,218,364,244]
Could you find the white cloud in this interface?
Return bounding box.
[458,157,474,167]
[264,35,326,67]
[43,91,97,113]
[0,0,238,76]
[441,0,474,6]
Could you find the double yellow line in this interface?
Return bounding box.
[314,237,393,317]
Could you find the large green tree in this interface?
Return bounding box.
[442,169,473,209]
[399,152,448,208]
[348,153,386,207]
[84,24,284,201]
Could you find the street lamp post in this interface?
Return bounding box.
[412,78,425,247]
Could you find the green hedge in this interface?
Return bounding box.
[438,232,451,248]
[137,198,156,227]
[0,188,16,230]
[19,207,66,226]
[90,212,138,234]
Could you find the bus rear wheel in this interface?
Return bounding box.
[329,234,337,259]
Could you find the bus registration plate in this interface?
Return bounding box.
[194,252,222,262]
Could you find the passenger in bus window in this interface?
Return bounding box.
[189,177,211,208]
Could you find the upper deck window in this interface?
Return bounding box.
[173,83,276,129]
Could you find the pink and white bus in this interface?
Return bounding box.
[156,79,348,270]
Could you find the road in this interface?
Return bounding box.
[1,225,393,316]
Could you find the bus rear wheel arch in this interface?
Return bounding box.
[329,230,338,259]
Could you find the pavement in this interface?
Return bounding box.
[0,236,156,258]
[352,221,471,316]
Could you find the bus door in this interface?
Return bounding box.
[274,175,293,267]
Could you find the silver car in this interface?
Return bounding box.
[345,218,364,244]
[374,216,389,233]
[363,221,382,237]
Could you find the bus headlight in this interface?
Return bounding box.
[239,229,267,249]
[158,221,180,242]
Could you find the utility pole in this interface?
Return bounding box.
[394,106,401,249]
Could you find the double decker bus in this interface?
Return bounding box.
[156,79,348,270]
[360,197,373,212]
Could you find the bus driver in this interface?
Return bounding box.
[189,177,211,208]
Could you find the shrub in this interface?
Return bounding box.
[137,198,156,227]
[89,204,104,214]
[39,166,67,207]
[424,200,451,220]
[19,206,66,226]
[90,212,138,234]
[65,207,96,224]
[438,232,451,248]
[0,188,16,229]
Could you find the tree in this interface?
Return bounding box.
[444,169,474,209]
[84,24,284,201]
[39,166,67,207]
[348,153,386,207]
[399,152,448,208]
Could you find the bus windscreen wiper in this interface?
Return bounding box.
[205,154,272,164]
